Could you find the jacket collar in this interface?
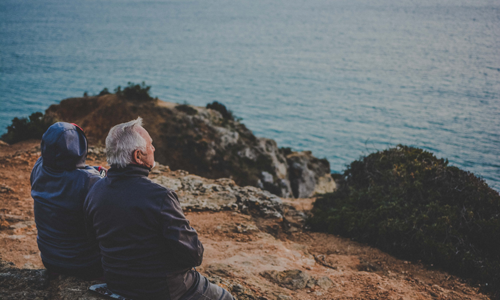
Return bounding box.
[108,164,150,178]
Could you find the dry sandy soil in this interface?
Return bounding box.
[0,140,493,300]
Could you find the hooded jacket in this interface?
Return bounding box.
[31,122,101,269]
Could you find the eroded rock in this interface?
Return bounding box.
[46,95,333,198]
[260,269,311,290]
[316,276,334,290]
[286,151,336,198]
[260,269,334,292]
[151,169,284,219]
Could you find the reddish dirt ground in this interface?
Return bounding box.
[0,140,492,299]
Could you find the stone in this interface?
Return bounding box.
[288,160,316,198]
[314,174,336,195]
[215,126,239,149]
[232,283,244,293]
[286,151,335,198]
[206,263,234,278]
[0,185,15,194]
[260,269,311,290]
[152,176,182,191]
[306,277,317,288]
[261,171,274,184]
[151,171,285,218]
[316,276,334,290]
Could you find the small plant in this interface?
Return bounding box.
[280,147,293,156]
[175,104,198,115]
[1,112,54,144]
[98,87,110,96]
[115,82,153,102]
[309,145,500,294]
[330,172,343,182]
[206,101,236,121]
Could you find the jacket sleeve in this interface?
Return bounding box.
[30,157,43,186]
[83,168,101,242]
[160,191,204,268]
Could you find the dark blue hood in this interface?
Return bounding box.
[41,122,87,171]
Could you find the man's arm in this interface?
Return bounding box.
[160,191,204,268]
[82,170,102,242]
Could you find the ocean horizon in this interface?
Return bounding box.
[1,0,499,190]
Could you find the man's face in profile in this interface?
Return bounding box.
[135,126,155,168]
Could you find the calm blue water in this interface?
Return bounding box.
[1,0,499,190]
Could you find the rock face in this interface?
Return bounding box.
[286,151,336,198]
[150,164,284,219]
[46,94,335,197]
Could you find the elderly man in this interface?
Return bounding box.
[84,118,233,300]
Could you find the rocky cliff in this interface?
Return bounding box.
[0,141,491,300]
[45,94,335,198]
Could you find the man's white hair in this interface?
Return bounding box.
[106,117,147,168]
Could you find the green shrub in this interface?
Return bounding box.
[175,104,198,115]
[98,87,110,96]
[115,82,153,102]
[309,145,500,293]
[330,172,343,182]
[1,112,54,144]
[280,147,293,156]
[206,101,235,121]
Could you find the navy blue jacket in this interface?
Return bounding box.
[31,122,101,269]
[84,164,203,299]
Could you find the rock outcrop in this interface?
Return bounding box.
[46,95,335,197]
[286,151,336,198]
[0,141,493,300]
[150,163,284,219]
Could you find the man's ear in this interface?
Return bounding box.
[132,149,142,165]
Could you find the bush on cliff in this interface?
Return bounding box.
[309,145,500,293]
[176,104,198,115]
[1,112,55,144]
[115,82,154,102]
[206,101,236,121]
[98,87,110,96]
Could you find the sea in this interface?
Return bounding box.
[1,0,499,190]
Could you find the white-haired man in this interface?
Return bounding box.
[84,117,234,300]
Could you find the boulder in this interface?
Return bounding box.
[316,276,334,290]
[286,151,336,198]
[150,168,284,219]
[260,269,312,290]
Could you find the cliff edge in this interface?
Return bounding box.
[45,94,335,198]
[0,141,491,300]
